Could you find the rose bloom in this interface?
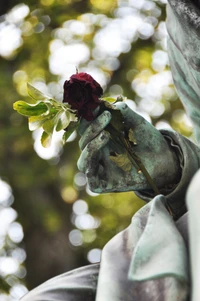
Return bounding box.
[63,72,103,121]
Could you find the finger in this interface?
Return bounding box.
[114,102,145,127]
[79,110,112,150]
[78,107,100,136]
[87,176,109,194]
[77,130,110,173]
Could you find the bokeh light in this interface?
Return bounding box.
[0,4,29,59]
[73,200,88,215]
[69,229,83,246]
[87,248,101,263]
[0,179,27,299]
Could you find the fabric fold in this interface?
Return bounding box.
[96,195,189,301]
[129,195,188,283]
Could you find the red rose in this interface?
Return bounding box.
[63,72,103,121]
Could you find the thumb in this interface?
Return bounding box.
[114,102,149,129]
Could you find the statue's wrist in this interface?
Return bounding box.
[162,134,182,187]
[134,133,183,201]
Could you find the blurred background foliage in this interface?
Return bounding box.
[0,0,194,299]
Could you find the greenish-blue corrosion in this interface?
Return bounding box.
[21,1,200,300]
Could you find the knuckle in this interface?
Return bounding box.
[99,130,110,142]
[102,110,112,119]
[98,110,111,125]
[121,103,128,110]
[115,102,128,111]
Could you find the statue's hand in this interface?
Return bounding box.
[77,103,179,193]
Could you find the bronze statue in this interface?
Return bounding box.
[21,1,200,300]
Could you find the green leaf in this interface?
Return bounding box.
[27,82,50,101]
[13,101,49,116]
[42,119,55,135]
[41,131,52,148]
[62,121,79,143]
[128,128,137,145]
[56,111,70,132]
[28,105,58,131]
[101,97,116,103]
[28,115,49,131]
[110,153,132,172]
[101,96,125,104]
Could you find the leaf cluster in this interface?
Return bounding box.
[13,83,79,147]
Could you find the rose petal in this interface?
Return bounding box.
[63,72,103,120]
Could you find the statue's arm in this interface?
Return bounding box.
[135,0,200,218]
[167,0,200,144]
[136,128,200,219]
